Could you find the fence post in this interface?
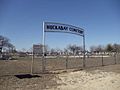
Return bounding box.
[114,52,117,64]
[102,53,104,66]
[66,53,68,69]
[31,49,34,74]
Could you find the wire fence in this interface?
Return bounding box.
[0,53,120,76]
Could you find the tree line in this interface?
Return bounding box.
[90,44,120,53]
[0,35,120,57]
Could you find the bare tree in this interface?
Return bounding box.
[67,44,76,54]
[67,44,83,55]
[105,44,114,52]
[0,35,15,54]
[64,48,69,55]
[96,45,105,52]
[90,46,96,52]
[113,44,120,53]
[90,45,104,53]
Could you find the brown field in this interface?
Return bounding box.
[0,55,120,75]
[0,55,120,90]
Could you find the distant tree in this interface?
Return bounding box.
[67,44,82,55]
[113,44,120,53]
[90,45,105,52]
[67,44,75,54]
[21,48,27,52]
[50,48,56,55]
[0,35,15,54]
[105,44,114,52]
[90,46,96,52]
[95,45,105,52]
[75,46,83,55]
[64,48,69,55]
[55,48,63,55]
[90,44,120,53]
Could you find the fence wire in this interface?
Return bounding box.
[0,53,120,76]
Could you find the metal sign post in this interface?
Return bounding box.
[42,22,45,72]
[31,47,34,74]
[83,34,86,68]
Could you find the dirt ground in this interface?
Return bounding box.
[54,64,120,90]
[0,74,59,90]
[0,64,120,90]
[0,56,120,90]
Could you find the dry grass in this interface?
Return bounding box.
[0,55,120,76]
[0,55,120,90]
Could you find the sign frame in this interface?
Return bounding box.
[42,22,86,72]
